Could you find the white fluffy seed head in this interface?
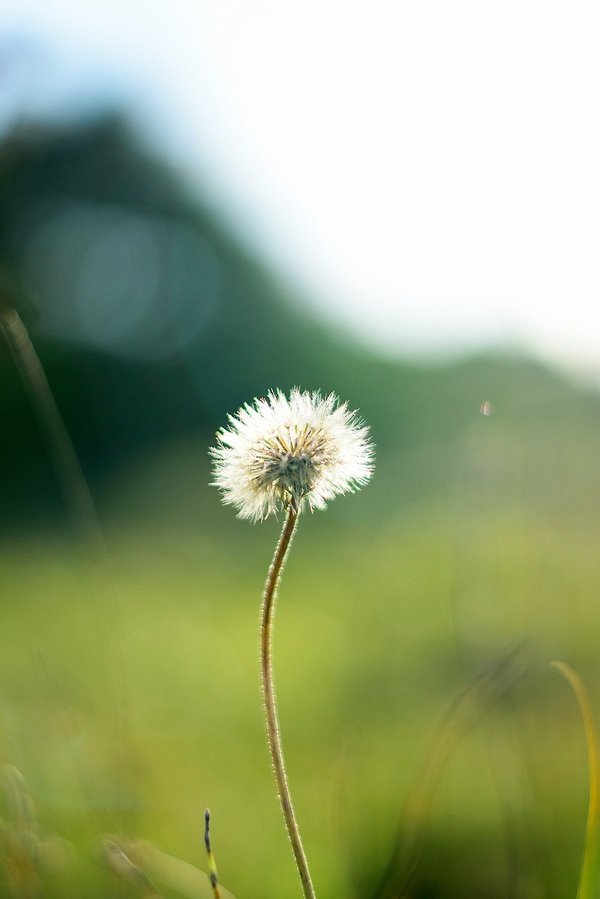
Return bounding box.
[210,388,374,521]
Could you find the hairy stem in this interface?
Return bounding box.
[260,504,316,899]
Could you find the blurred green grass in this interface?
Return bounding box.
[2,432,600,898]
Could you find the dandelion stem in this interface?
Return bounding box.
[260,503,316,899]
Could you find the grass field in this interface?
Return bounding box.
[2,427,600,898]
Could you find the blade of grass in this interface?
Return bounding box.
[552,661,600,899]
[123,840,238,899]
[0,294,137,836]
[368,646,525,899]
[103,840,163,898]
[0,299,105,561]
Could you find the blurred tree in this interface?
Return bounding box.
[1,112,599,531]
[0,113,337,521]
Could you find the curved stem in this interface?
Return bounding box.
[0,302,106,562]
[260,504,316,899]
[552,661,600,899]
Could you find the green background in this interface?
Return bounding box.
[1,115,599,898]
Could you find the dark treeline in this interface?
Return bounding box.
[1,113,598,527]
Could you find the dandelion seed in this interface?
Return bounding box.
[210,388,374,521]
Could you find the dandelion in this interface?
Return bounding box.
[210,389,374,899]
[211,388,373,521]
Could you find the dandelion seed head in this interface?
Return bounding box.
[210,388,374,521]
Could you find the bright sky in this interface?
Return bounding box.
[1,1,599,372]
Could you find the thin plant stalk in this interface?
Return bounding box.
[260,502,316,899]
[0,301,105,561]
[204,809,222,899]
[0,298,135,837]
[552,661,600,899]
